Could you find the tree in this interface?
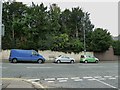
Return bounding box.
[112,35,120,55]
[59,9,71,35]
[2,1,28,49]
[65,39,83,53]
[69,7,84,39]
[25,3,49,50]
[51,33,69,51]
[87,28,112,52]
[2,2,113,54]
[112,40,120,55]
[48,4,61,35]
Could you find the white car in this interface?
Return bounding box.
[54,55,75,64]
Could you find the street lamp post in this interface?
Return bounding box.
[83,23,86,55]
[82,15,86,55]
[0,1,2,89]
[0,0,2,51]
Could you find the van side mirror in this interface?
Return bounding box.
[37,54,39,56]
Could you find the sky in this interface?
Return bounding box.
[15,0,119,36]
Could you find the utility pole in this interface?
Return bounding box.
[0,0,2,89]
[82,14,86,55]
[83,23,86,55]
[0,0,2,52]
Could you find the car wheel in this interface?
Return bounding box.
[57,60,60,64]
[38,59,42,64]
[84,60,88,63]
[12,58,17,63]
[71,60,74,64]
[95,60,99,63]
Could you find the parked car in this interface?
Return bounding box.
[80,55,99,63]
[54,55,75,64]
[9,49,45,63]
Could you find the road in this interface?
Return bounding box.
[2,61,118,89]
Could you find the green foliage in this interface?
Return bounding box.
[51,34,69,51]
[2,1,113,53]
[112,40,120,55]
[65,39,83,53]
[87,28,112,52]
[2,1,28,49]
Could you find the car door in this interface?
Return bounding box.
[60,56,66,62]
[86,56,92,62]
[65,57,70,62]
[91,56,96,62]
[88,56,95,62]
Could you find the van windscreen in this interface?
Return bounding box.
[81,55,85,58]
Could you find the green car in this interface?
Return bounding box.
[80,55,99,63]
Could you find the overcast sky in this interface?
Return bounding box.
[15,0,118,36]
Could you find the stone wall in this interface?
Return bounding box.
[2,50,93,61]
[2,48,118,61]
[94,47,118,61]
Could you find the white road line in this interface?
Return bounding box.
[27,67,52,69]
[27,79,40,82]
[87,78,96,81]
[74,79,83,81]
[31,82,45,88]
[104,76,112,78]
[94,76,102,78]
[59,80,67,82]
[97,78,106,80]
[115,76,118,78]
[24,78,45,88]
[45,78,55,81]
[47,81,54,83]
[12,64,42,66]
[57,78,68,80]
[83,77,93,79]
[109,78,116,80]
[95,78,117,88]
[81,64,98,65]
[71,77,80,79]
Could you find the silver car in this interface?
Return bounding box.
[54,55,75,64]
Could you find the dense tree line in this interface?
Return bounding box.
[2,1,113,53]
[112,35,120,55]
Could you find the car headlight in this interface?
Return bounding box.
[96,58,99,61]
[82,59,86,61]
[55,59,58,61]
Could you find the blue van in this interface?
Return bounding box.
[9,49,45,63]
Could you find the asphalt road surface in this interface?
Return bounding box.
[2,61,118,89]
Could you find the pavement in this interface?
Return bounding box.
[1,61,119,89]
[1,78,45,89]
[2,78,33,88]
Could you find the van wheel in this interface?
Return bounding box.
[84,60,88,63]
[57,60,60,64]
[12,58,17,63]
[71,60,74,64]
[38,59,42,64]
